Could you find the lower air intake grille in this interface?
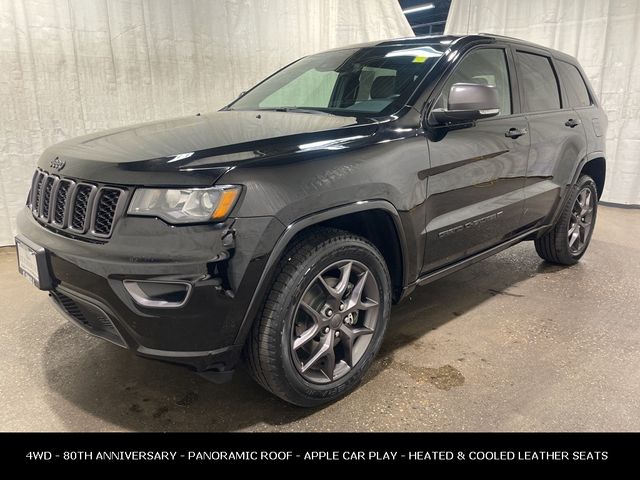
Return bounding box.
[51,290,126,347]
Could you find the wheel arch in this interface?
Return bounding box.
[233,200,408,347]
[573,153,606,199]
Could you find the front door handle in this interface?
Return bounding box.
[505,127,528,139]
[565,118,581,128]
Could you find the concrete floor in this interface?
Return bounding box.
[1,205,639,432]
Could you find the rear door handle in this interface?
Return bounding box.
[565,118,581,128]
[505,127,528,139]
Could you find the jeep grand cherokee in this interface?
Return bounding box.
[16,34,606,406]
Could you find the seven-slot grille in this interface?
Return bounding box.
[28,170,125,239]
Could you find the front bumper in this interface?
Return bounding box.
[17,207,284,374]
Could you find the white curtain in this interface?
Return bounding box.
[0,0,413,246]
[446,0,640,206]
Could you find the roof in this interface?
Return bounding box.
[329,33,577,63]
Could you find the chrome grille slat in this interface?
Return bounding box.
[28,169,125,241]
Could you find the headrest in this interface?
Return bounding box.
[370,76,396,99]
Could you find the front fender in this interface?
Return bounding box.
[231,200,409,347]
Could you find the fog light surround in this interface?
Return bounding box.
[123,280,193,308]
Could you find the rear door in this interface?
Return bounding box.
[423,46,530,273]
[555,59,601,155]
[514,49,588,228]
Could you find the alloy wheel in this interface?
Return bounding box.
[568,187,594,254]
[290,259,380,384]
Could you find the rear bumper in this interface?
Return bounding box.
[16,207,285,374]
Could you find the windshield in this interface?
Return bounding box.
[228,44,446,116]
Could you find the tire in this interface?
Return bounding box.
[534,174,598,265]
[244,227,392,407]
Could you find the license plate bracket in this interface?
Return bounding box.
[15,234,55,290]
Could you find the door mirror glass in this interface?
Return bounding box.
[431,83,500,124]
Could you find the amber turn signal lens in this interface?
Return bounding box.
[211,188,241,220]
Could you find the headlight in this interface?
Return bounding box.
[128,186,241,224]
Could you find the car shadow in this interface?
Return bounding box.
[42,243,567,431]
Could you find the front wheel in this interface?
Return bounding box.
[534,174,598,265]
[244,228,391,407]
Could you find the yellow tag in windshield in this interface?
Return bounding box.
[413,56,427,63]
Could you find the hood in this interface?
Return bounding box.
[37,110,380,186]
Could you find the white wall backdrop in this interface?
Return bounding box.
[446,0,640,206]
[0,0,413,246]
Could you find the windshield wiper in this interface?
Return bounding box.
[260,107,333,116]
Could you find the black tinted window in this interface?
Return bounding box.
[437,48,511,116]
[516,52,561,112]
[558,61,591,108]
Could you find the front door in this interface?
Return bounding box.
[423,47,530,273]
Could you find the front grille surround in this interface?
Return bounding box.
[52,179,73,226]
[94,188,122,235]
[28,169,127,240]
[68,183,97,233]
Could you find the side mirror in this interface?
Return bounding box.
[430,83,500,125]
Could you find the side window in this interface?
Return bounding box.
[436,48,512,116]
[557,61,592,108]
[516,52,561,112]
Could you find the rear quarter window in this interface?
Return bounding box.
[557,61,592,108]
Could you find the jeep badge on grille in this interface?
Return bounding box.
[49,157,65,171]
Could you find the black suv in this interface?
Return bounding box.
[16,34,606,406]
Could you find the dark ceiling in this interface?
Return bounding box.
[398,0,452,35]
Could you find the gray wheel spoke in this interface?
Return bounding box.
[317,261,353,300]
[581,190,592,216]
[568,224,579,238]
[577,190,586,211]
[299,300,324,323]
[339,324,374,367]
[301,334,333,373]
[345,271,368,310]
[569,228,580,247]
[294,301,327,350]
[293,323,320,350]
[320,346,336,381]
[360,298,379,310]
[334,261,353,297]
[317,275,339,298]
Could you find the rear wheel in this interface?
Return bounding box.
[244,228,391,407]
[534,174,598,265]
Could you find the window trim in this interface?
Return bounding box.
[425,44,520,126]
[514,48,564,114]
